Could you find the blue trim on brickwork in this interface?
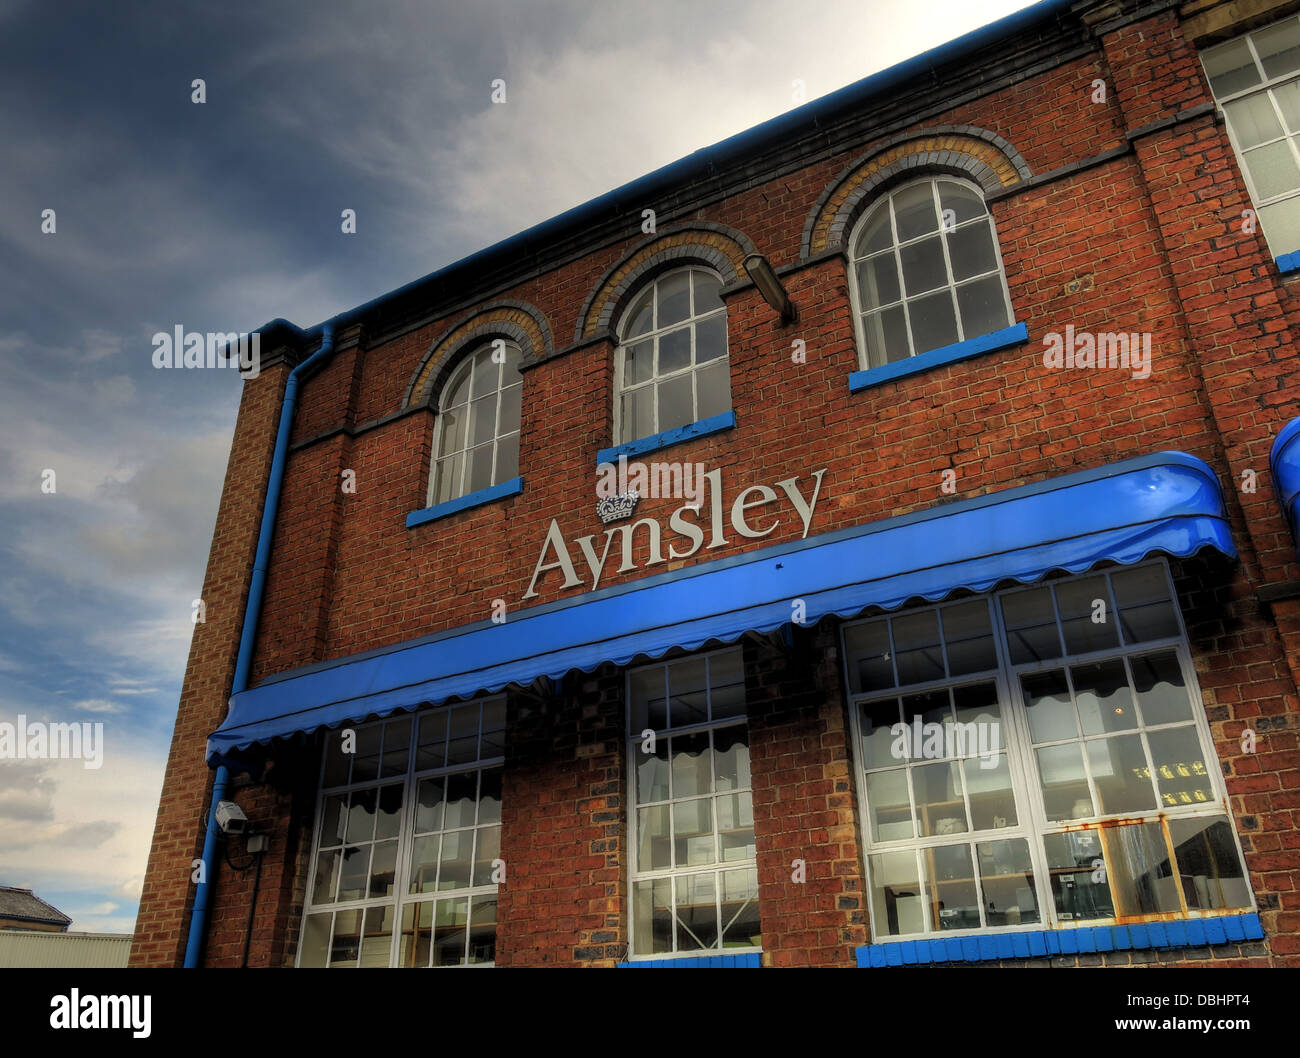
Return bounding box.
[597,411,736,465]
[1276,250,1300,274]
[848,322,1029,392]
[406,476,524,528]
[617,953,762,968]
[853,913,1262,966]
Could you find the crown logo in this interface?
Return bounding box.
[597,491,639,524]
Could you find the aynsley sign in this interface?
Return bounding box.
[523,467,827,599]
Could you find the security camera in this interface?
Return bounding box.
[215,800,248,835]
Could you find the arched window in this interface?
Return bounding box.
[615,267,730,444]
[850,177,1013,370]
[427,342,522,506]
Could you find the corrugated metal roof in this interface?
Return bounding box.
[0,930,131,968]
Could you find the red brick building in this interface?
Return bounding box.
[133,0,1300,968]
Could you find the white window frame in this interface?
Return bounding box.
[625,645,762,961]
[295,698,505,968]
[426,342,522,508]
[843,560,1255,942]
[847,175,1015,371]
[612,266,730,446]
[1202,15,1300,256]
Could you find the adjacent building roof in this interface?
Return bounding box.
[0,886,72,929]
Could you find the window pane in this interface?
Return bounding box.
[657,373,693,433]
[637,738,670,803]
[1022,669,1076,744]
[1255,19,1300,79]
[369,840,398,898]
[1104,821,1182,917]
[708,650,746,721]
[624,289,653,338]
[862,304,910,367]
[409,836,440,894]
[675,873,718,951]
[434,453,462,504]
[1131,651,1192,726]
[319,794,346,847]
[432,898,469,966]
[869,850,924,936]
[1244,139,1300,198]
[668,656,709,727]
[634,878,673,954]
[854,208,892,255]
[1036,743,1092,821]
[671,732,712,798]
[1147,726,1214,807]
[1087,734,1156,814]
[673,798,715,867]
[892,610,943,685]
[866,769,913,841]
[1111,566,1179,643]
[907,289,959,355]
[478,768,502,824]
[1204,38,1260,98]
[494,436,519,483]
[414,777,444,833]
[845,619,895,692]
[901,689,950,741]
[466,443,493,494]
[338,846,370,902]
[657,271,691,328]
[346,787,377,843]
[399,902,432,968]
[713,724,750,791]
[695,361,731,421]
[301,913,331,968]
[1258,198,1300,254]
[467,897,498,964]
[1043,830,1113,921]
[893,182,939,241]
[1056,576,1120,655]
[469,350,497,398]
[860,699,901,770]
[497,384,521,436]
[322,732,351,787]
[938,180,987,225]
[694,314,727,363]
[900,235,948,296]
[1225,93,1284,148]
[857,252,901,307]
[1275,78,1300,132]
[638,806,671,870]
[955,274,1009,339]
[1072,659,1136,736]
[1169,816,1252,910]
[658,326,691,374]
[330,908,361,968]
[692,270,725,313]
[964,753,1017,830]
[439,407,465,455]
[977,838,1039,926]
[915,760,967,837]
[472,824,501,886]
[1002,587,1061,664]
[720,868,761,948]
[620,386,654,442]
[947,219,998,281]
[443,771,477,829]
[352,726,381,783]
[416,710,447,770]
[380,720,410,778]
[942,600,996,676]
[437,830,473,891]
[624,340,653,385]
[717,793,755,861]
[926,844,979,931]
[375,783,402,840]
[442,366,470,410]
[631,666,668,732]
[313,849,340,903]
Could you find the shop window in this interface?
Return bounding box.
[842,561,1252,941]
[1202,15,1300,257]
[849,176,1013,369]
[614,267,730,444]
[627,647,761,959]
[298,699,506,967]
[426,342,523,508]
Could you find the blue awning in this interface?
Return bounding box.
[1270,417,1300,556]
[209,450,1235,762]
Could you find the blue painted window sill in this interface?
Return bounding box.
[406,476,523,528]
[597,411,736,465]
[1276,249,1300,275]
[848,322,1029,392]
[855,913,1263,967]
[618,953,761,968]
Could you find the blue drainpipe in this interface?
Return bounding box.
[183,323,337,967]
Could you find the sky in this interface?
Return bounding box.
[0,0,1039,934]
